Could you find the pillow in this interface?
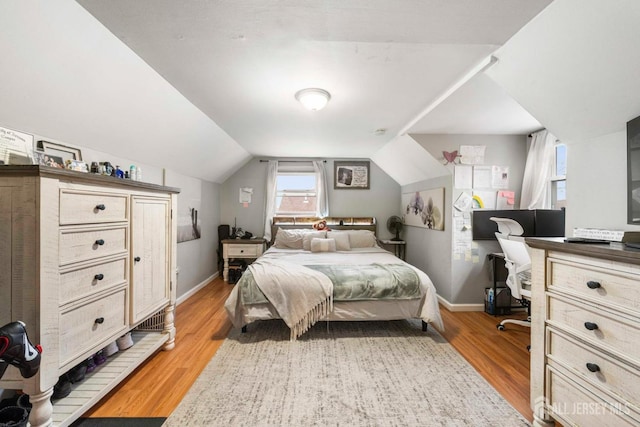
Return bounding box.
[327,231,351,251]
[302,231,327,251]
[274,228,316,249]
[346,230,377,248]
[310,238,337,253]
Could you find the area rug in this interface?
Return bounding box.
[164,320,530,427]
[71,418,165,426]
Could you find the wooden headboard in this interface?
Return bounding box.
[270,216,377,245]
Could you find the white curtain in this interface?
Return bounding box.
[263,160,279,241]
[313,160,329,217]
[520,129,557,209]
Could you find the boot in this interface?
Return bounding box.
[0,321,42,379]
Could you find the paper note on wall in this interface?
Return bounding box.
[496,190,516,209]
[472,190,497,210]
[492,166,510,189]
[472,166,492,189]
[454,165,473,189]
[460,145,486,165]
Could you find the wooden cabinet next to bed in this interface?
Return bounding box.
[222,238,266,282]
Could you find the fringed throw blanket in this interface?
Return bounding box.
[248,259,333,340]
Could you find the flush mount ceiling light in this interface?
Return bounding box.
[295,88,331,111]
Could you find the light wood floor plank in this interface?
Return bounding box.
[85,277,532,422]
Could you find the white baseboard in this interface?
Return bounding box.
[437,295,485,312]
[176,272,219,306]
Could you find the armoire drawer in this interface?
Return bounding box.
[547,366,637,427]
[60,190,128,225]
[548,295,640,362]
[59,225,128,266]
[549,259,640,313]
[547,328,640,405]
[58,288,128,367]
[59,257,127,305]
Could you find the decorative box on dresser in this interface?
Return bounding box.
[526,237,640,427]
[0,166,179,427]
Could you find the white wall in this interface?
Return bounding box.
[220,158,401,240]
[0,0,249,184]
[1,128,219,300]
[407,133,529,305]
[566,130,640,233]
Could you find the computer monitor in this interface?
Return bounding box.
[472,209,565,240]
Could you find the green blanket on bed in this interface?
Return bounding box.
[239,263,421,305]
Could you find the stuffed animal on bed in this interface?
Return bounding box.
[313,219,330,231]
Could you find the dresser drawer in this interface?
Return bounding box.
[548,295,640,362]
[547,366,637,427]
[59,257,127,306]
[226,244,260,257]
[60,190,128,225]
[59,288,128,367]
[548,328,640,405]
[549,258,640,313]
[59,225,128,266]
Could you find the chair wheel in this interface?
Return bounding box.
[497,324,505,331]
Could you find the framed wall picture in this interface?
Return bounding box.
[402,187,445,231]
[334,161,370,189]
[37,140,82,162]
[0,126,34,165]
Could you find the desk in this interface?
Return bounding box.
[379,239,406,261]
[222,238,266,282]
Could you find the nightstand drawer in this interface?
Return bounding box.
[549,258,640,313]
[227,244,260,257]
[59,288,128,367]
[59,225,128,266]
[60,190,128,225]
[548,295,640,362]
[59,257,127,305]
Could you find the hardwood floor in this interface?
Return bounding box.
[86,277,532,422]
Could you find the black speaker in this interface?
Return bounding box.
[219,224,230,240]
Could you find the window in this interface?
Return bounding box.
[275,172,318,216]
[551,143,566,209]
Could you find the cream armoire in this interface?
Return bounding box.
[0,166,179,427]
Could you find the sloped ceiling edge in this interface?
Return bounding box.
[371,134,449,186]
[485,0,640,143]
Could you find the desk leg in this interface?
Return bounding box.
[223,257,229,282]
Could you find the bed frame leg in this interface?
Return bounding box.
[422,321,428,332]
[241,325,247,333]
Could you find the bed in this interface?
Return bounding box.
[224,217,443,339]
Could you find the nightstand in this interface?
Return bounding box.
[379,239,406,261]
[222,238,266,282]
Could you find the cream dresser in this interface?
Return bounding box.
[0,166,178,427]
[526,238,640,427]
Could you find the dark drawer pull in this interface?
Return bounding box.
[96,204,106,211]
[95,239,105,246]
[586,363,600,373]
[134,256,141,262]
[94,274,104,281]
[94,317,105,324]
[586,281,601,289]
[584,322,599,331]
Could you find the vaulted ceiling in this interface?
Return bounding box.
[75,0,548,162]
[5,1,638,185]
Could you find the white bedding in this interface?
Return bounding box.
[224,246,444,332]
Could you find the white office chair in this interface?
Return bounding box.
[490,217,532,330]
